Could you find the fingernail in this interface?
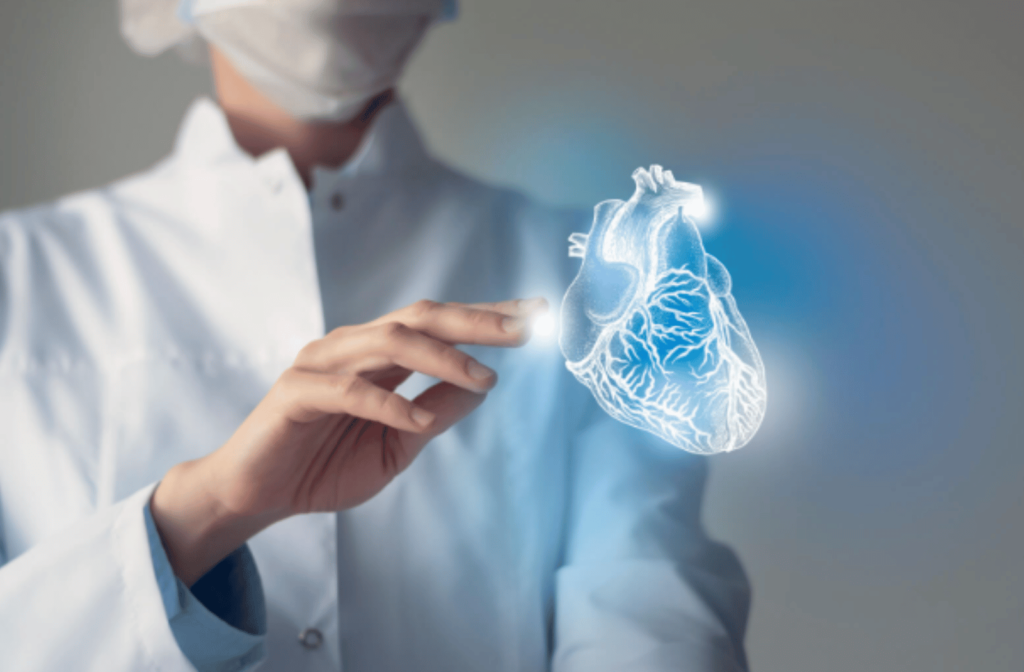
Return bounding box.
[519,297,548,314]
[502,316,526,333]
[411,407,435,427]
[467,360,495,381]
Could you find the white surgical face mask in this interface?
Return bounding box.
[181,0,442,121]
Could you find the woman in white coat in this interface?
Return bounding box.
[0,1,751,670]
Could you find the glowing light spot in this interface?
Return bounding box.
[684,198,709,220]
[532,312,556,339]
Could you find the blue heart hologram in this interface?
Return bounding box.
[559,165,767,454]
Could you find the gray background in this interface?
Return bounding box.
[2,1,1022,670]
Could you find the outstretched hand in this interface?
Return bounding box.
[151,297,548,585]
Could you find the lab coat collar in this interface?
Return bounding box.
[172,96,434,182]
[172,96,250,168]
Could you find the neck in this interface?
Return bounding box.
[209,46,391,188]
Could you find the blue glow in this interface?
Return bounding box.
[559,165,767,454]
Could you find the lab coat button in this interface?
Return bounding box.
[330,192,345,210]
[299,627,323,650]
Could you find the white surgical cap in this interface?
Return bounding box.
[119,0,458,60]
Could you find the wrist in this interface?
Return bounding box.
[150,458,279,586]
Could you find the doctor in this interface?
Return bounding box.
[0,1,751,670]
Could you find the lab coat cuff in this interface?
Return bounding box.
[144,496,267,672]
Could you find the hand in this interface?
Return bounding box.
[151,298,548,585]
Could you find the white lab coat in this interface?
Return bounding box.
[0,98,750,672]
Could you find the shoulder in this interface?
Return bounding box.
[0,160,175,364]
[0,157,176,259]
[0,163,166,293]
[0,188,119,320]
[0,189,109,248]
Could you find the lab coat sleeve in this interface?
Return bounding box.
[0,483,264,671]
[143,501,267,672]
[552,412,751,672]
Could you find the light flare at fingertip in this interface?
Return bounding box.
[531,312,556,340]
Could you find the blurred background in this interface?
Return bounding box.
[1,1,1021,670]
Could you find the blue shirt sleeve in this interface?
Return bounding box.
[143,501,267,672]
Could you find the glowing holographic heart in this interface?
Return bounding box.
[560,165,767,454]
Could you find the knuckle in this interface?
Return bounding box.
[441,345,468,369]
[381,392,407,415]
[332,374,362,398]
[410,299,439,318]
[380,321,409,341]
[279,367,301,387]
[326,324,351,340]
[294,341,320,368]
[473,308,501,330]
[272,368,303,405]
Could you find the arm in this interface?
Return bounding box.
[553,413,750,672]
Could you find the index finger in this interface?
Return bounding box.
[456,297,549,317]
[384,300,532,347]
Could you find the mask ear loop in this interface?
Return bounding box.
[358,90,394,124]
